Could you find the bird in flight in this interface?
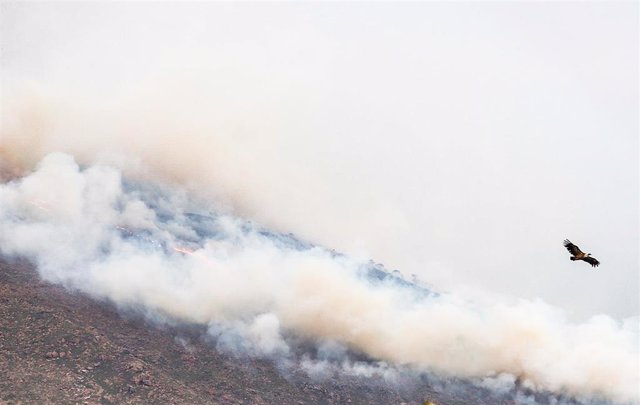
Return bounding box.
[563,239,600,267]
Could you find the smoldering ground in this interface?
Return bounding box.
[0,154,637,404]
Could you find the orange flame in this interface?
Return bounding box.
[173,246,216,268]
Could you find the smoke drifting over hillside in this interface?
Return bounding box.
[0,153,637,404]
[2,1,638,321]
[1,2,638,404]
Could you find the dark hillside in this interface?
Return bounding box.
[1,258,445,405]
[0,258,600,405]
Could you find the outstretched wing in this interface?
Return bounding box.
[563,239,583,257]
[583,256,600,267]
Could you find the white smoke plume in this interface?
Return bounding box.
[0,153,637,404]
[2,1,638,323]
[0,80,410,266]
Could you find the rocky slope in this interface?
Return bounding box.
[0,257,603,405]
[0,257,455,405]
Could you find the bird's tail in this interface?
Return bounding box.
[570,257,576,261]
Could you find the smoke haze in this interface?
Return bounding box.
[0,153,638,403]
[2,2,637,319]
[1,2,639,404]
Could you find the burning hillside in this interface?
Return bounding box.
[0,153,637,405]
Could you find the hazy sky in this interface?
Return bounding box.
[1,1,638,319]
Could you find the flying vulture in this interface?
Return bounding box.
[563,239,600,267]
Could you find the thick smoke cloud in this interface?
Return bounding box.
[2,1,638,321]
[0,154,637,404]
